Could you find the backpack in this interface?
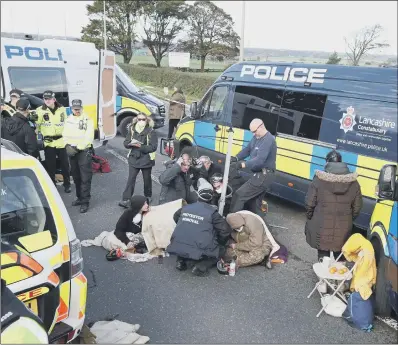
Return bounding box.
[92,154,111,173]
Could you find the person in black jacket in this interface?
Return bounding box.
[194,156,222,186]
[167,178,233,277]
[119,114,158,208]
[114,195,149,245]
[1,98,38,158]
[210,173,233,216]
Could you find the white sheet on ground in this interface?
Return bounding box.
[90,320,150,344]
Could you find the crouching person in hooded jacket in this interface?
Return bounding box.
[167,178,233,277]
[225,211,273,267]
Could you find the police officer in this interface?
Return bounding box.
[229,118,277,214]
[167,178,232,277]
[1,98,39,158]
[63,99,94,213]
[1,89,23,118]
[1,279,49,344]
[36,90,71,193]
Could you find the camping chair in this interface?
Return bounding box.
[307,250,364,317]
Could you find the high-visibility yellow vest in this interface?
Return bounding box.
[36,104,67,148]
[2,103,16,117]
[63,113,94,150]
[1,317,49,344]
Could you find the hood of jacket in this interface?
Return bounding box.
[315,163,358,195]
[3,113,28,136]
[129,195,148,217]
[226,213,245,230]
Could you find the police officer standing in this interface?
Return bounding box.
[63,99,94,213]
[1,89,23,118]
[1,279,48,344]
[36,91,71,193]
[229,118,277,214]
[1,98,38,158]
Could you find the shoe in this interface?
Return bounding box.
[118,200,130,208]
[64,185,72,193]
[80,204,89,213]
[176,260,187,271]
[191,266,209,277]
[72,199,82,206]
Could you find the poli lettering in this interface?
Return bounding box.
[240,65,327,84]
[5,45,63,61]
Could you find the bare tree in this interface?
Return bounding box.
[344,24,389,66]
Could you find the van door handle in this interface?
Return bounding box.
[89,61,98,65]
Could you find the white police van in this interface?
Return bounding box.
[1,36,118,148]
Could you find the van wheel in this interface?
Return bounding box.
[372,238,392,316]
[119,116,133,137]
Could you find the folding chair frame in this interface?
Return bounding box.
[307,251,363,317]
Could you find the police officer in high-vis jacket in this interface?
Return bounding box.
[36,90,71,193]
[1,279,49,344]
[63,99,94,213]
[1,89,22,118]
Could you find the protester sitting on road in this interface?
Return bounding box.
[210,173,233,216]
[225,211,273,268]
[167,178,233,277]
[194,156,223,186]
[114,195,150,246]
[159,153,197,205]
[305,150,363,261]
[119,114,157,208]
[167,85,186,139]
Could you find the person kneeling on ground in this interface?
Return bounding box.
[210,173,233,216]
[166,178,232,277]
[114,195,149,247]
[159,153,197,205]
[225,211,273,268]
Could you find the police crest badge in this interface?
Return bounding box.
[43,113,50,121]
[339,106,357,133]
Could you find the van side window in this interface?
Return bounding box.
[8,67,69,107]
[200,86,228,122]
[232,86,283,135]
[278,91,326,140]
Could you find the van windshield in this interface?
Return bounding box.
[115,64,140,93]
[1,169,57,246]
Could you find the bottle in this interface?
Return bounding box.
[261,200,268,213]
[229,257,236,277]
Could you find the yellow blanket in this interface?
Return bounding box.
[342,233,377,300]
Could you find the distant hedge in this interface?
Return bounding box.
[119,64,216,99]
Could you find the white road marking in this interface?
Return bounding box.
[106,148,160,185]
[375,315,398,331]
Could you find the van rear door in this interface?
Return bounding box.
[97,50,117,141]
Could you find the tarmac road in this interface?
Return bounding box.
[59,125,397,344]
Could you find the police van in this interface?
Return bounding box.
[1,139,87,343]
[0,36,165,143]
[168,62,397,233]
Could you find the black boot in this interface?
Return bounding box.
[72,199,82,206]
[80,204,89,213]
[176,259,187,271]
[64,185,72,193]
[192,266,209,277]
[118,200,130,208]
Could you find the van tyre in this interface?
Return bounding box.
[119,116,133,137]
[372,238,392,316]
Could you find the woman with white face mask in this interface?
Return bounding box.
[210,173,233,216]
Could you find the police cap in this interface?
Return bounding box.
[10,89,24,98]
[71,99,83,109]
[43,90,55,99]
[16,98,31,111]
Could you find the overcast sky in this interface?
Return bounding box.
[1,0,397,54]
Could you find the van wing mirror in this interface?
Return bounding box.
[160,138,175,158]
[376,164,397,200]
[190,102,198,119]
